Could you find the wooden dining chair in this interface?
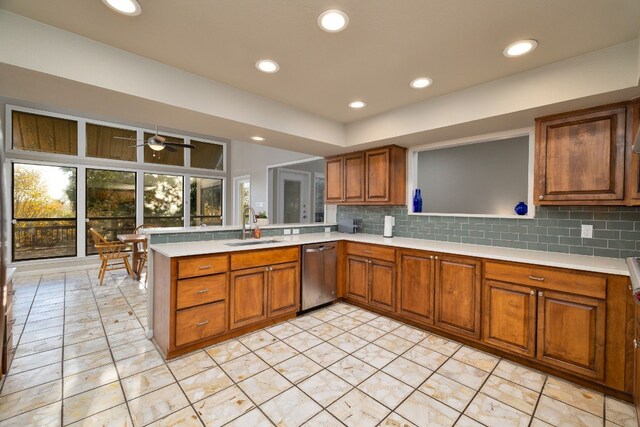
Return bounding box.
[89,228,133,285]
[133,224,155,278]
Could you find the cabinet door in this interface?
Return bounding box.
[435,255,481,339]
[397,251,435,324]
[535,106,626,202]
[268,262,300,318]
[344,153,365,203]
[626,100,640,203]
[325,157,344,203]
[482,280,536,357]
[365,148,390,202]
[346,255,368,303]
[537,290,606,380]
[229,267,267,329]
[368,259,395,312]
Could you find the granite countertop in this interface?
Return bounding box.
[150,232,630,276]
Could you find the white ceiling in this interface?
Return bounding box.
[1,0,639,124]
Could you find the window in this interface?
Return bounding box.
[12,163,77,261]
[144,132,184,166]
[86,169,136,255]
[190,140,224,171]
[86,123,137,161]
[12,111,77,155]
[144,173,184,227]
[190,177,223,226]
[314,173,325,222]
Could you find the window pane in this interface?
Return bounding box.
[239,181,250,225]
[190,177,223,226]
[12,111,77,155]
[144,132,184,166]
[13,163,77,261]
[86,123,137,161]
[191,140,224,171]
[144,173,183,227]
[86,169,136,255]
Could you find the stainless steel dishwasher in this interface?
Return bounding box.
[301,242,337,311]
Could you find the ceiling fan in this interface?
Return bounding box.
[114,125,196,152]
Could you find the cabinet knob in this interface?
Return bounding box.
[265,267,269,271]
[430,255,433,259]
[368,260,372,264]
[434,256,439,260]
[269,267,273,271]
[198,265,211,270]
[538,291,543,297]
[538,195,544,200]
[530,290,535,295]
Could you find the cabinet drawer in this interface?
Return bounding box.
[230,247,299,270]
[178,255,228,279]
[177,274,226,310]
[484,262,606,299]
[345,242,395,262]
[175,302,226,347]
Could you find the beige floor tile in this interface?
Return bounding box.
[382,357,432,388]
[256,341,300,364]
[352,343,397,369]
[328,355,377,386]
[1,362,62,395]
[308,323,344,340]
[261,387,323,427]
[23,316,65,333]
[180,366,234,403]
[380,412,418,427]
[266,322,304,340]
[328,303,358,315]
[0,379,62,421]
[128,383,190,427]
[303,342,348,367]
[111,338,157,361]
[0,400,61,427]
[9,347,62,375]
[107,328,147,347]
[328,388,391,427]
[605,396,637,427]
[221,352,270,382]
[193,385,255,427]
[437,359,489,390]
[466,393,531,427]
[299,370,352,407]
[452,346,499,372]
[121,364,176,400]
[63,337,109,360]
[373,334,415,356]
[14,335,63,359]
[481,375,539,414]
[63,363,119,398]
[396,390,460,427]
[206,339,250,364]
[64,327,105,346]
[418,335,461,356]
[20,325,64,344]
[274,354,323,385]
[358,371,413,410]
[402,345,449,371]
[238,330,279,351]
[310,308,342,322]
[238,367,292,405]
[534,395,603,427]
[225,408,272,427]
[146,406,204,427]
[328,315,363,331]
[543,376,604,417]
[530,418,554,427]
[62,382,125,425]
[328,332,368,353]
[492,359,546,392]
[104,318,143,336]
[167,350,216,381]
[349,323,388,342]
[390,325,430,344]
[455,415,484,427]
[283,331,324,352]
[115,349,164,378]
[302,410,342,426]
[346,309,379,323]
[366,317,402,332]
[419,372,476,412]
[289,315,324,330]
[64,320,102,335]
[66,403,132,427]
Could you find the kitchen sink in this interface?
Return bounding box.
[224,239,280,247]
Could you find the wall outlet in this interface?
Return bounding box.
[292,229,300,235]
[283,229,291,235]
[581,224,593,238]
[324,227,331,233]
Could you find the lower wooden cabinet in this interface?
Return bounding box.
[175,302,226,347]
[537,290,606,380]
[434,255,482,339]
[397,250,435,324]
[346,255,368,303]
[230,267,268,329]
[345,253,395,312]
[267,262,300,317]
[482,280,537,357]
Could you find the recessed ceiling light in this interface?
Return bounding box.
[410,77,433,89]
[503,39,538,57]
[101,0,141,16]
[250,136,265,142]
[348,100,366,109]
[318,10,349,33]
[255,59,280,73]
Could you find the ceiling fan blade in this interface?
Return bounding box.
[130,144,148,148]
[114,136,141,141]
[163,144,178,152]
[163,142,196,149]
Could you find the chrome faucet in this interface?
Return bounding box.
[241,206,256,240]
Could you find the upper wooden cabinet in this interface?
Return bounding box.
[535,101,640,205]
[325,145,406,205]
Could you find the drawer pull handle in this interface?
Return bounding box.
[196,289,209,294]
[528,275,545,282]
[363,250,373,254]
[196,320,209,327]
[198,265,211,270]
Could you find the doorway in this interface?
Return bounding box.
[277,169,311,224]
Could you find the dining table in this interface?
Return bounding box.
[117,233,147,280]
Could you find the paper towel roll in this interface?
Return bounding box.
[383,215,395,238]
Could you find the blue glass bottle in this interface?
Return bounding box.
[413,189,423,213]
[514,201,528,216]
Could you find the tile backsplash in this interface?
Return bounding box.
[337,206,640,259]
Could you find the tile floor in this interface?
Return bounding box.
[0,267,637,427]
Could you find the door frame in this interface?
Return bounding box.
[276,168,311,224]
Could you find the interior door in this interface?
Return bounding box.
[277,170,310,224]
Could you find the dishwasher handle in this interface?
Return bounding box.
[304,245,334,253]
